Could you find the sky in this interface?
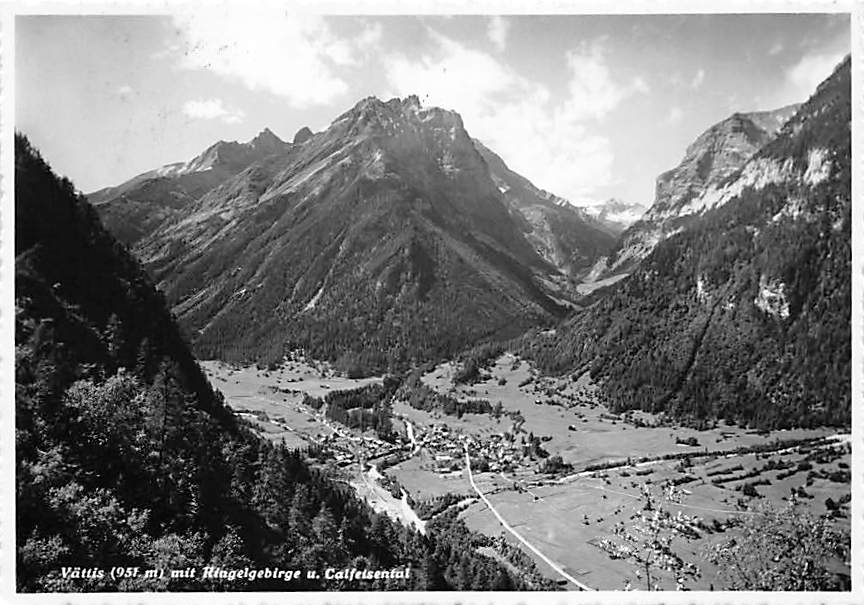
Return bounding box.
[16,11,850,206]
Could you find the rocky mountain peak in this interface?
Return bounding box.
[292,126,314,144]
[248,127,287,153]
[401,94,422,111]
[649,103,802,222]
[603,101,804,276]
[332,95,466,142]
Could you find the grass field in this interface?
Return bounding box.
[419,353,835,468]
[203,354,850,591]
[412,353,850,590]
[460,437,850,590]
[203,358,382,399]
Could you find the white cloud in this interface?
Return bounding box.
[384,30,514,114]
[786,51,845,94]
[116,84,133,97]
[769,41,784,55]
[182,98,246,124]
[557,43,649,121]
[384,30,636,202]
[356,21,383,52]
[690,68,705,89]
[763,50,847,107]
[171,11,381,108]
[664,106,684,124]
[487,16,510,52]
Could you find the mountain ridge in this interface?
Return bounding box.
[103,95,608,373]
[605,103,800,276]
[88,128,294,245]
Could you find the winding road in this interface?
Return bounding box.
[463,447,593,591]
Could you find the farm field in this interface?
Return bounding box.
[202,353,850,590]
[461,434,851,590]
[386,453,473,500]
[203,357,383,399]
[202,360,338,445]
[412,353,850,589]
[420,353,836,468]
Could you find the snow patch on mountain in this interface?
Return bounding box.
[580,198,647,229]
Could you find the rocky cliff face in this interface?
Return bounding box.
[606,103,800,274]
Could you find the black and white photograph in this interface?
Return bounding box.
[2,1,859,599]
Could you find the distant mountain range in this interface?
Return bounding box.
[519,57,850,430]
[91,96,614,373]
[578,198,647,235]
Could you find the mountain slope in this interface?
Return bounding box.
[472,139,617,280]
[607,103,800,274]
[88,128,292,245]
[518,57,850,430]
[15,134,547,592]
[129,96,573,373]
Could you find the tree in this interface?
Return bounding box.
[741,482,760,498]
[597,484,701,590]
[422,552,447,590]
[105,313,125,362]
[705,501,850,590]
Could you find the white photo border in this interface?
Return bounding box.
[0,1,860,604]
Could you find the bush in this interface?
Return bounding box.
[742,483,760,497]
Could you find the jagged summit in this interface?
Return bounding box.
[331,94,465,134]
[293,126,313,144]
[249,127,287,152]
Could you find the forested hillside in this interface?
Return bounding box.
[605,103,800,275]
[518,57,851,430]
[14,134,554,592]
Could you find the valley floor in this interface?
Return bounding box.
[202,353,850,591]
